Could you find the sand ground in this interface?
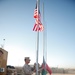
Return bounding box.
[32,73,75,75]
[47,74,75,75]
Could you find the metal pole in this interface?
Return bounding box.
[42,2,47,75]
[36,32,39,75]
[2,39,5,49]
[36,0,39,75]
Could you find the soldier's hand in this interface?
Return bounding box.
[33,69,36,72]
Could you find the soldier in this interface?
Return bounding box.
[23,57,34,75]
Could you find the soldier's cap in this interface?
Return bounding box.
[24,57,31,61]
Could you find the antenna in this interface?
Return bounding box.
[1,39,5,49]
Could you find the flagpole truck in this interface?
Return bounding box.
[0,48,8,75]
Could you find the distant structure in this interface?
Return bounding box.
[0,48,8,75]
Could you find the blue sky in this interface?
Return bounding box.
[0,0,75,68]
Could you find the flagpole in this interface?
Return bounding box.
[36,32,39,75]
[36,0,39,75]
[42,2,46,74]
[42,3,52,75]
[41,2,52,75]
[42,2,47,75]
[42,3,47,67]
[42,3,45,59]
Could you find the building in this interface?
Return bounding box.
[0,48,8,75]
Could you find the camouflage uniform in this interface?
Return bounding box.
[23,64,33,75]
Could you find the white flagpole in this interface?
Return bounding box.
[36,32,39,75]
[42,2,47,75]
[42,3,45,61]
[42,3,45,56]
[36,30,39,75]
[36,0,39,75]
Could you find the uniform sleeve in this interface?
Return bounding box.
[23,65,33,75]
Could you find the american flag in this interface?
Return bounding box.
[33,4,44,31]
[34,4,38,18]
